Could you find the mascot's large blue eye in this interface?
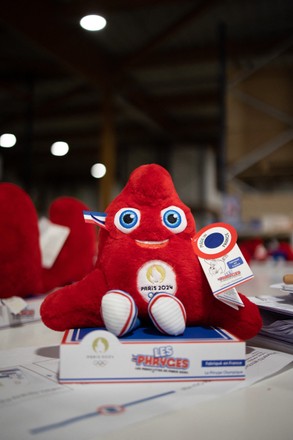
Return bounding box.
[114,208,140,233]
[161,206,187,233]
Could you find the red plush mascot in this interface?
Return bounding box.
[41,164,262,340]
[0,184,97,299]
[42,196,97,293]
[0,182,43,298]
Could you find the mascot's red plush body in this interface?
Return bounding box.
[41,164,262,340]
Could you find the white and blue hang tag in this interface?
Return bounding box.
[83,211,107,228]
[192,222,254,310]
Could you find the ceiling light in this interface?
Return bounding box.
[91,163,106,178]
[51,141,69,156]
[80,15,107,31]
[0,133,17,148]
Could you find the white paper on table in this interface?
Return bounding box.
[1,297,27,315]
[271,283,293,293]
[0,345,292,440]
[249,294,293,316]
[39,217,70,268]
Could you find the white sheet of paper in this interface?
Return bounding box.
[0,345,292,440]
[249,294,293,316]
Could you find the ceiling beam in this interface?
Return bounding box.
[119,0,221,68]
[227,129,293,179]
[128,35,293,69]
[231,89,293,127]
[2,120,219,150]
[228,34,293,88]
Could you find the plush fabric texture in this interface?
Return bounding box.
[0,182,43,298]
[42,196,97,292]
[41,164,262,340]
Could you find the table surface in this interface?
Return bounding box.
[1,260,293,440]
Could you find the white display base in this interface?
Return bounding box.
[59,326,246,383]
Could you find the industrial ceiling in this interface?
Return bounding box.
[1,0,293,207]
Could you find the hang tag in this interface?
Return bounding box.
[39,217,70,268]
[215,288,244,310]
[192,223,253,309]
[2,296,27,315]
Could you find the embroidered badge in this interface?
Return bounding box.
[137,260,177,302]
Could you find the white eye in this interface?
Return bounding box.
[114,208,140,233]
[161,206,187,233]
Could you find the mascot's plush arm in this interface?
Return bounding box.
[41,268,107,331]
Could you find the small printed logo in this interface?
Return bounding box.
[137,260,177,302]
[132,345,189,372]
[88,337,114,367]
[92,337,109,353]
[192,222,237,259]
[146,264,166,284]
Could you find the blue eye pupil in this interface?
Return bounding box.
[123,214,134,224]
[164,210,181,228]
[120,210,138,228]
[167,213,178,224]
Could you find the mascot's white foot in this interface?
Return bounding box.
[101,290,138,337]
[148,293,186,336]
